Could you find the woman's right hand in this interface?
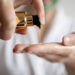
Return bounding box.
[0,0,45,40]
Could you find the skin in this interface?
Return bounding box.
[14,34,75,75]
[1,0,75,75]
[0,0,45,40]
[13,1,75,75]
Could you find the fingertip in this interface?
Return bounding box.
[40,16,45,25]
[63,36,71,46]
[33,0,45,25]
[13,44,25,53]
[13,44,21,53]
[38,9,45,25]
[13,44,30,53]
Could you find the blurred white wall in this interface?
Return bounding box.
[59,0,75,20]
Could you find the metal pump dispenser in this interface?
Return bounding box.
[16,12,41,30]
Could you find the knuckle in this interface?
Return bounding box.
[7,21,17,29]
[2,32,12,40]
[0,35,11,40]
[0,28,14,41]
[0,21,16,40]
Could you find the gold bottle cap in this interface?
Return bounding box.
[16,12,33,30]
[16,11,40,30]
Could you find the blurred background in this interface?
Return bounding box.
[59,0,75,20]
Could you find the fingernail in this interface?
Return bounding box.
[64,36,71,46]
[40,17,45,25]
[65,37,70,42]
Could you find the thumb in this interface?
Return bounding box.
[63,33,75,46]
[0,0,16,40]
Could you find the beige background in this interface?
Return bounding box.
[59,0,75,20]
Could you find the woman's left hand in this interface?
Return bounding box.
[13,33,75,64]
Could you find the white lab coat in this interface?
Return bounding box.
[0,6,75,75]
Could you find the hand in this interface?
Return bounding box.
[0,0,16,40]
[14,0,45,25]
[0,0,45,40]
[13,33,75,65]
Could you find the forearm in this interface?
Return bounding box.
[65,63,75,75]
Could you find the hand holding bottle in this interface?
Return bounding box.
[0,0,45,40]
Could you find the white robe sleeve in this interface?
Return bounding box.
[71,21,75,32]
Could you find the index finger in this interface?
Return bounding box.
[13,43,74,56]
[25,43,73,55]
[33,0,45,25]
